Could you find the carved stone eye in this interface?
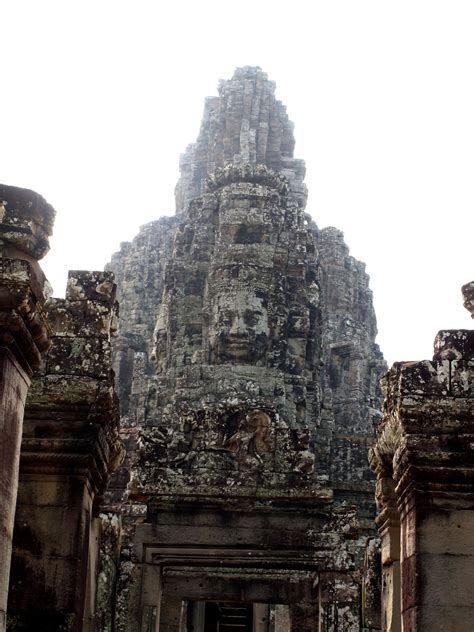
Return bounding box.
[218,310,232,327]
[243,310,262,327]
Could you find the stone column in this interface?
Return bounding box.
[0,346,30,632]
[7,271,121,631]
[393,329,474,630]
[253,603,270,631]
[361,537,382,632]
[186,601,205,632]
[0,185,54,632]
[140,563,161,632]
[372,290,474,631]
[317,573,359,631]
[369,453,400,632]
[158,595,186,632]
[271,605,290,632]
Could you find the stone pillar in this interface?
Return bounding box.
[186,602,205,632]
[140,564,161,632]
[253,603,270,631]
[0,347,30,632]
[361,537,382,631]
[372,289,474,631]
[158,595,186,632]
[7,271,121,631]
[317,573,359,631]
[0,184,54,631]
[287,602,318,632]
[271,605,290,632]
[369,452,400,632]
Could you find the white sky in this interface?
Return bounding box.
[2,0,473,365]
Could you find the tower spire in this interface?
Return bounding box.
[175,66,307,214]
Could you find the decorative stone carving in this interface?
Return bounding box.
[106,67,386,630]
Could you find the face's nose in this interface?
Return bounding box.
[229,312,246,335]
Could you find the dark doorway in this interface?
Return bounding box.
[204,602,253,631]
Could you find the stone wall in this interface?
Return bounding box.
[7,271,121,632]
[371,282,474,631]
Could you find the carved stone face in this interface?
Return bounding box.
[209,287,269,364]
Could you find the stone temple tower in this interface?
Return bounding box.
[104,67,385,631]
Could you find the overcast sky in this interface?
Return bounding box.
[2,0,473,365]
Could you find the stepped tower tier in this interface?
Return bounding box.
[175,66,308,215]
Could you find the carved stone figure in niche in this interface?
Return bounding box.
[223,409,274,472]
[293,428,315,476]
[152,302,169,374]
[208,284,270,365]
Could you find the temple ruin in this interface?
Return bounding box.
[103,67,385,631]
[0,66,472,632]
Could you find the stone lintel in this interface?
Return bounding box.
[161,567,317,604]
[136,486,334,508]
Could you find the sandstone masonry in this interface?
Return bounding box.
[371,283,474,631]
[105,67,385,631]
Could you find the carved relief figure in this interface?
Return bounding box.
[224,409,274,471]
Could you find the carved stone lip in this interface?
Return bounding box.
[227,335,250,346]
[225,336,253,355]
